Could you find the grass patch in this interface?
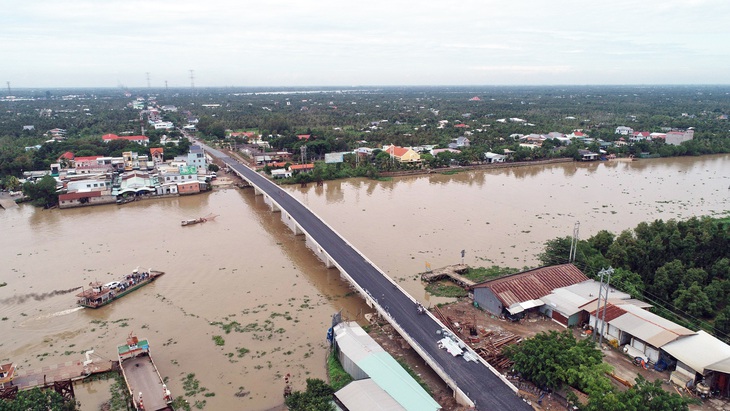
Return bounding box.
[236,347,249,358]
[327,350,353,391]
[212,335,225,346]
[463,265,520,283]
[425,282,468,298]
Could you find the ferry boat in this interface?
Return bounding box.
[76,268,165,308]
[118,334,173,411]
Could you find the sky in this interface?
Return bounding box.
[2,0,729,88]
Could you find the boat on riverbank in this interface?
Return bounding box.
[76,269,164,308]
[118,334,173,411]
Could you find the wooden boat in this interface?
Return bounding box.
[118,334,173,411]
[181,213,217,226]
[76,268,164,308]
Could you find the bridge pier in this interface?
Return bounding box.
[281,212,304,235]
[305,236,334,268]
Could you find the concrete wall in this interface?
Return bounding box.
[59,195,117,209]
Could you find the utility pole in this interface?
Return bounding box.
[592,267,613,345]
[569,221,580,263]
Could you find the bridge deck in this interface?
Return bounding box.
[202,144,531,410]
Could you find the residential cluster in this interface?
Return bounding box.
[472,264,730,397]
[22,141,215,209]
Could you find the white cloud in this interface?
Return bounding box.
[1,0,729,86]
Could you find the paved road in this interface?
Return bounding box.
[203,145,531,410]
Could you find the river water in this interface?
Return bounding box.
[0,155,727,410]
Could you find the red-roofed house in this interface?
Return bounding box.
[471,264,589,317]
[290,163,315,172]
[297,134,312,140]
[102,134,149,146]
[469,96,481,101]
[384,145,420,163]
[57,151,74,167]
[454,123,469,129]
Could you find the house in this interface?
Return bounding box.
[152,121,174,130]
[661,331,730,390]
[150,147,164,164]
[57,151,75,166]
[484,152,506,163]
[297,134,311,140]
[539,280,642,327]
[271,169,293,179]
[0,362,16,388]
[102,134,149,146]
[22,125,35,131]
[631,131,651,141]
[469,96,481,101]
[58,191,116,209]
[567,131,588,139]
[448,136,470,149]
[665,129,694,146]
[290,163,315,173]
[332,322,441,411]
[177,181,201,195]
[587,303,694,364]
[161,105,177,112]
[384,145,421,163]
[471,264,589,317]
[578,149,599,161]
[454,123,469,129]
[431,148,461,156]
[615,126,634,135]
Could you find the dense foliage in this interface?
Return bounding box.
[506,331,694,411]
[284,378,334,411]
[2,86,730,178]
[539,216,730,337]
[505,330,611,393]
[22,174,59,208]
[0,388,79,411]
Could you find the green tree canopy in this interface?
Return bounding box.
[0,388,78,411]
[22,175,59,208]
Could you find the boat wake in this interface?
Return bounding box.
[51,306,85,317]
[0,286,82,305]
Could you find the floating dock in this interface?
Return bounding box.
[421,264,475,288]
[118,335,173,411]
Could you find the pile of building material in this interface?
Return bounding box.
[474,329,521,369]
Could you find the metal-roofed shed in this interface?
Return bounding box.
[335,379,406,411]
[333,322,441,411]
[472,264,588,316]
[662,331,730,388]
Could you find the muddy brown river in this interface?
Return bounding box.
[0,155,728,410]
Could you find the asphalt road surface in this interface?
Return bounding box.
[203,145,531,410]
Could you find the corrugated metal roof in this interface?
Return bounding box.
[334,322,440,411]
[662,331,730,375]
[335,379,406,411]
[472,264,588,307]
[608,305,694,347]
[587,303,627,323]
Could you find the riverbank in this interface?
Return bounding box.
[379,157,575,178]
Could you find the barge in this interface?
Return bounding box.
[118,335,173,411]
[76,268,164,308]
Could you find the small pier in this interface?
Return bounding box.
[421,264,476,288]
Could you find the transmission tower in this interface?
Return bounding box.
[165,80,168,91]
[146,72,151,88]
[5,81,10,96]
[569,221,580,263]
[189,69,195,90]
[592,267,613,345]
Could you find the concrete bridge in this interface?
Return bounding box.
[202,145,531,410]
